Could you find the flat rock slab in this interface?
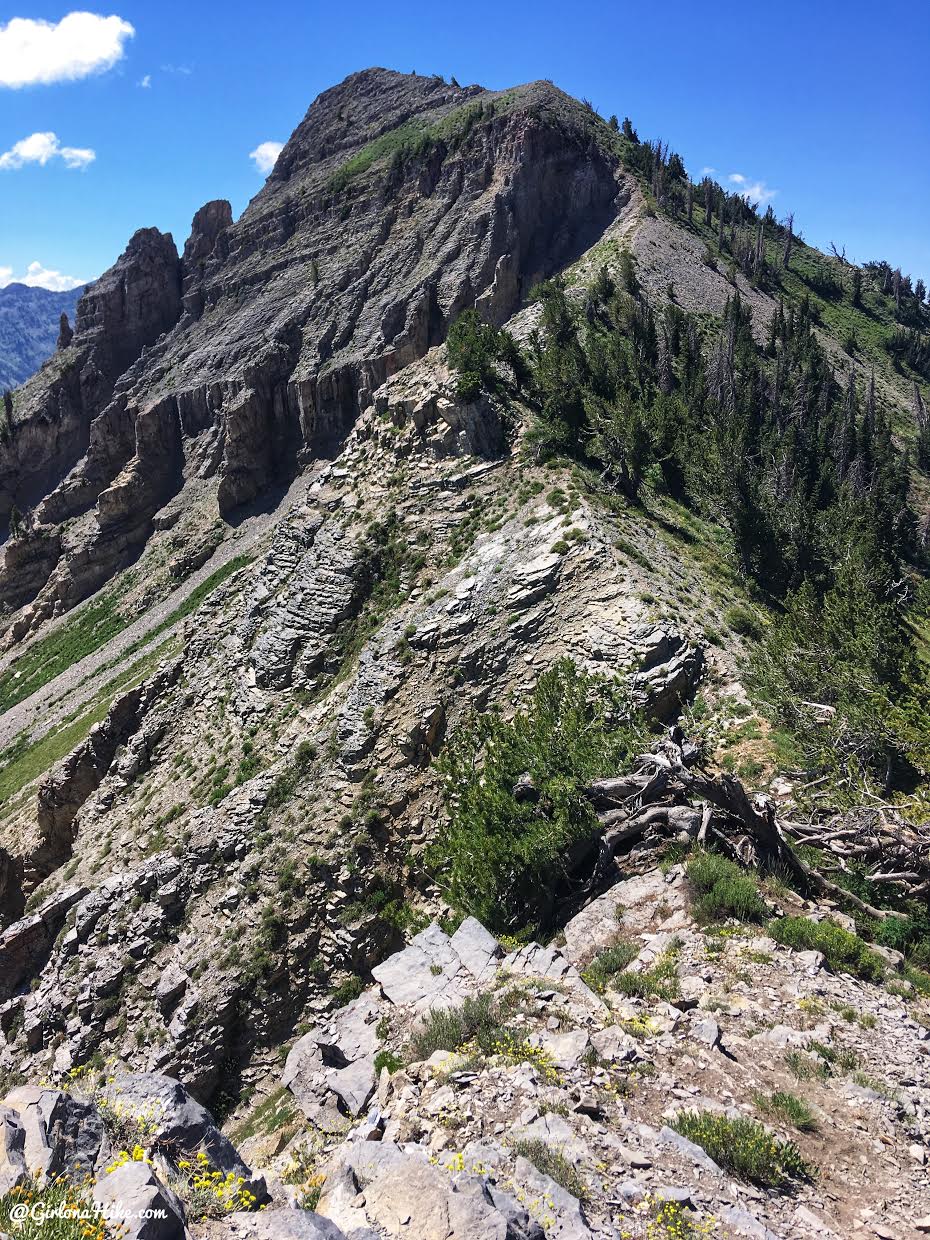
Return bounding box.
[511,1112,590,1164]
[372,920,503,1010]
[327,1058,376,1118]
[3,1086,104,1178]
[449,917,501,983]
[658,1125,722,1174]
[513,1156,592,1239]
[202,1209,350,1238]
[562,870,688,968]
[103,1071,265,1198]
[538,1029,590,1069]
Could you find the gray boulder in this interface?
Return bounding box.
[327,1058,376,1118]
[449,917,502,983]
[513,1156,593,1239]
[372,922,472,1010]
[0,1106,26,1194]
[92,1160,186,1240]
[363,1158,517,1239]
[590,1026,640,1063]
[317,990,382,1063]
[3,1086,104,1178]
[102,1072,265,1198]
[282,1032,327,1111]
[323,1143,535,1239]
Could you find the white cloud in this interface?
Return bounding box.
[0,261,85,291]
[700,165,716,176]
[138,73,151,88]
[0,12,134,89]
[249,141,284,175]
[728,172,777,203]
[0,132,95,171]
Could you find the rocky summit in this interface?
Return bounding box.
[0,66,929,1240]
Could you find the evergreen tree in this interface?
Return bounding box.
[782,213,794,269]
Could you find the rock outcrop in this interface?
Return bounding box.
[0,64,925,1240]
[0,69,625,633]
[0,229,182,525]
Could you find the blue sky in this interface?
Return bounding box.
[1,1,927,289]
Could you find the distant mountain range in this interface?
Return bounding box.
[0,282,88,391]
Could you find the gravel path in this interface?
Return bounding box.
[0,470,316,754]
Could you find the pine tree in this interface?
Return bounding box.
[782,213,794,269]
[850,267,862,307]
[915,383,930,471]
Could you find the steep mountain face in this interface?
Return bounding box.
[0,281,85,391]
[0,70,621,641]
[0,67,929,1240]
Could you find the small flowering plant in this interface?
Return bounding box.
[621,1193,717,1239]
[173,1150,258,1219]
[0,1173,113,1240]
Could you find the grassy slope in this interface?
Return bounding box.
[0,554,252,716]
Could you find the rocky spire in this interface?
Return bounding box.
[181,199,233,319]
[56,312,73,350]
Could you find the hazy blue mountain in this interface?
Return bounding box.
[0,282,88,391]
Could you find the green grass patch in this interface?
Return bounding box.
[409,991,513,1061]
[768,916,885,982]
[807,1038,860,1075]
[229,1086,298,1144]
[0,588,128,713]
[0,699,111,806]
[612,942,681,1002]
[686,851,768,923]
[0,554,249,720]
[752,1089,817,1132]
[785,1049,829,1082]
[331,975,365,1007]
[373,1049,405,1076]
[580,939,639,993]
[511,1139,587,1200]
[670,1110,812,1188]
[120,555,253,661]
[328,118,430,192]
[725,603,764,639]
[328,97,510,194]
[0,637,177,808]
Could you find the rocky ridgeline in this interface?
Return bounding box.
[0,68,624,641]
[0,584,702,1097]
[0,62,926,1240]
[1,867,929,1238]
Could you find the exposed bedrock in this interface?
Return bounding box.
[5,657,184,910]
[0,228,183,528]
[0,71,625,635]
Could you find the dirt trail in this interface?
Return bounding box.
[0,471,318,754]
